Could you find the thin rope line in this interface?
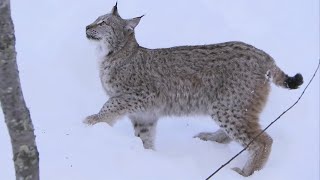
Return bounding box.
[206,59,320,180]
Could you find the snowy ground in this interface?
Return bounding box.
[1,0,319,179]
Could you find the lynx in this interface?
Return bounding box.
[84,3,303,177]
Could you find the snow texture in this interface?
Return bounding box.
[0,0,319,179]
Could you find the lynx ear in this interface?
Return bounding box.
[125,15,144,30]
[111,2,120,17]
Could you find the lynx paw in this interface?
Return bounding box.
[83,115,99,125]
[194,130,231,144]
[231,167,252,177]
[193,132,212,141]
[83,114,115,126]
[194,132,231,144]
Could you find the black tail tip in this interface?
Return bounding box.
[285,73,303,89]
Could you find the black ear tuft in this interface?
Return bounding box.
[125,16,143,30]
[111,2,120,17]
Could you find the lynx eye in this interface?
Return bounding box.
[97,20,106,26]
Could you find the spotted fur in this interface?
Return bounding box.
[84,4,303,177]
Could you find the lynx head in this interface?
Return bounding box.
[86,3,143,53]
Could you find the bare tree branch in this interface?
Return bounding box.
[0,0,40,179]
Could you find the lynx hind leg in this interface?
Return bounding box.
[194,129,232,144]
[232,132,273,177]
[130,114,158,150]
[212,110,273,177]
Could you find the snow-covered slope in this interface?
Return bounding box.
[1,0,319,179]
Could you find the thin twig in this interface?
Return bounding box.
[206,60,320,180]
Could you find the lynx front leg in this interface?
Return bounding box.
[84,95,148,126]
[130,114,158,150]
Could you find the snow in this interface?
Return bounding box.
[0,0,319,179]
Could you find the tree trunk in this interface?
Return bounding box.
[0,0,40,179]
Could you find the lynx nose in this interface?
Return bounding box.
[86,24,95,30]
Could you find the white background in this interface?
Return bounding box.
[1,0,319,179]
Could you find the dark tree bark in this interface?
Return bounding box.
[0,0,40,179]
